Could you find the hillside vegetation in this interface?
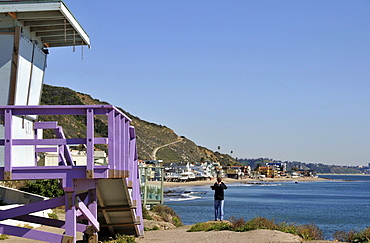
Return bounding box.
[40,84,236,166]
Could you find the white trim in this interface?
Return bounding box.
[59,2,90,46]
[0,3,61,13]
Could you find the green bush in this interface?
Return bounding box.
[188,217,324,241]
[152,205,183,226]
[172,217,182,227]
[102,234,135,243]
[206,222,233,232]
[0,234,9,240]
[48,211,59,220]
[187,222,211,232]
[276,222,298,235]
[144,226,159,231]
[188,221,232,232]
[296,223,323,240]
[240,217,276,231]
[334,227,370,242]
[142,207,153,220]
[19,179,64,198]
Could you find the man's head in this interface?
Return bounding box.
[217,177,222,183]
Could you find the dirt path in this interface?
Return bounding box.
[136,226,301,243]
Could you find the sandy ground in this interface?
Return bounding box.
[136,225,335,243]
[2,226,335,243]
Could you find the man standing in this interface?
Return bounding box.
[211,177,227,221]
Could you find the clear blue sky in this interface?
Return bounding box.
[45,1,370,166]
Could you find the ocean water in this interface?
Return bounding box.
[164,175,370,240]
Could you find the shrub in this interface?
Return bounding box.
[144,226,159,231]
[188,217,324,241]
[238,217,276,231]
[102,234,135,243]
[188,222,212,232]
[172,217,182,227]
[206,222,233,231]
[16,224,34,229]
[296,223,323,240]
[152,204,183,226]
[276,222,298,235]
[188,221,232,232]
[229,216,246,230]
[334,227,370,243]
[152,205,176,217]
[0,234,9,240]
[142,207,153,220]
[19,179,64,198]
[48,211,59,220]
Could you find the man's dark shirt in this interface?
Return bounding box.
[211,182,227,200]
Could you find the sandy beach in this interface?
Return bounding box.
[162,176,327,188]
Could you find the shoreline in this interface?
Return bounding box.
[163,176,327,188]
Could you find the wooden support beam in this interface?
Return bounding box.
[97,205,134,212]
[7,12,16,19]
[100,222,141,227]
[8,26,21,105]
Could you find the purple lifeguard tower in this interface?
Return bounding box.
[0,1,143,242]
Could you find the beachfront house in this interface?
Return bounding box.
[226,165,245,179]
[191,162,214,180]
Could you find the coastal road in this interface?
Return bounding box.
[151,137,184,160]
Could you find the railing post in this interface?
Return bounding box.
[108,109,115,177]
[4,109,12,180]
[120,116,130,178]
[115,114,121,178]
[86,108,94,179]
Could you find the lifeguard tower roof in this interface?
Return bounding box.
[0,0,90,48]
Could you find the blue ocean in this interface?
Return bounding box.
[164,175,370,240]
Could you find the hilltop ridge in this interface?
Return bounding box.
[40,84,237,166]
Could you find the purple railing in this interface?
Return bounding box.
[0,105,144,242]
[0,105,133,179]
